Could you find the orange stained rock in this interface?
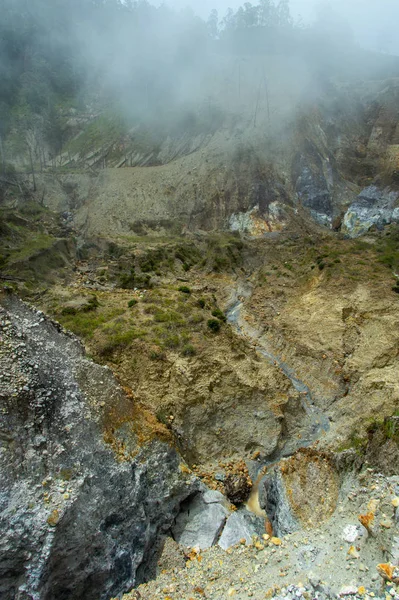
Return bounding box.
[194,587,205,596]
[358,587,366,595]
[265,519,274,537]
[358,512,375,532]
[271,537,282,546]
[376,563,399,583]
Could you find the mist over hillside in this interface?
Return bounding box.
[1,0,399,178]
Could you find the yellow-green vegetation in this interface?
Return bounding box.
[336,432,368,454]
[374,225,399,292]
[0,202,71,284]
[7,233,55,263]
[375,225,399,270]
[254,230,399,292]
[57,304,126,339]
[204,233,245,272]
[116,240,203,288]
[367,413,399,445]
[46,280,225,362]
[336,411,399,455]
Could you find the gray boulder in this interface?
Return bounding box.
[172,492,229,550]
[259,469,300,537]
[218,511,266,550]
[295,164,333,227]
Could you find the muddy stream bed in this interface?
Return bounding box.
[226,294,331,516]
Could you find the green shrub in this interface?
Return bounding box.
[198,298,206,309]
[182,344,196,357]
[61,306,77,316]
[212,308,226,322]
[164,334,180,349]
[128,299,138,308]
[178,286,191,294]
[85,295,99,311]
[107,242,124,258]
[207,319,221,333]
[393,284,399,294]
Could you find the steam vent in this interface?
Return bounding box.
[1,1,399,599]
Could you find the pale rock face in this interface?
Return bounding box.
[172,493,229,550]
[342,186,399,237]
[228,203,287,236]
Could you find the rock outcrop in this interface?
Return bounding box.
[260,449,340,537]
[0,294,198,600]
[33,80,399,239]
[342,186,399,237]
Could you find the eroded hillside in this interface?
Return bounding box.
[1,51,399,600]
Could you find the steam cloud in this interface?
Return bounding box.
[1,0,398,172]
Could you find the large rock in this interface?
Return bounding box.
[172,491,229,550]
[260,469,300,537]
[0,296,198,600]
[218,511,266,550]
[342,186,399,237]
[260,449,340,537]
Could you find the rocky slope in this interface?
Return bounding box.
[28,79,399,240]
[1,66,399,600]
[0,294,199,600]
[122,464,399,600]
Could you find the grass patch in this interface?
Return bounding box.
[336,432,367,454]
[6,233,55,263]
[58,307,125,339]
[153,309,184,325]
[367,415,399,445]
[205,234,245,272]
[375,226,399,271]
[97,328,146,357]
[182,344,196,357]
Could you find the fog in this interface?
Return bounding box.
[155,0,399,54]
[1,0,399,170]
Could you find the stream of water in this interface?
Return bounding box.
[227,300,330,443]
[226,298,330,515]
